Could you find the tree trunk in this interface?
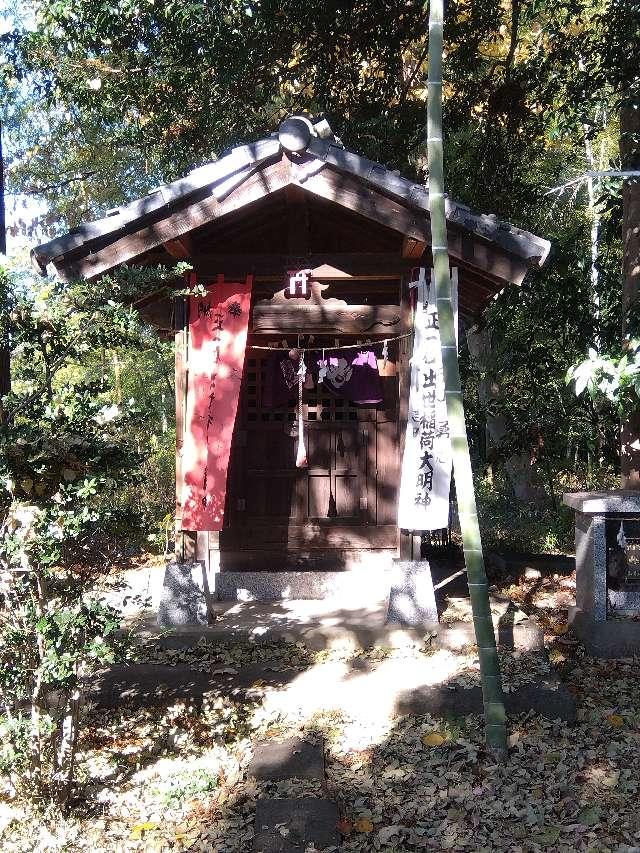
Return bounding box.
[583,127,601,348]
[427,0,508,759]
[620,105,640,488]
[467,325,545,502]
[28,571,48,793]
[0,121,8,396]
[0,118,6,256]
[55,686,81,810]
[112,352,122,403]
[0,347,9,399]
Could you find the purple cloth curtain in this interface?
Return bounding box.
[316,350,383,405]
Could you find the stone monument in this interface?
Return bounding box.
[564,490,640,657]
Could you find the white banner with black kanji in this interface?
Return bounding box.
[397,268,456,531]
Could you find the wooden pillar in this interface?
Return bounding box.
[174,295,189,558]
[399,271,413,559]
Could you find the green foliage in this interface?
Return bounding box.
[0,262,180,807]
[476,474,575,554]
[567,342,640,416]
[155,767,219,807]
[4,0,621,492]
[2,1,637,552]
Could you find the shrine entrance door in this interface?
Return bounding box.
[220,338,399,570]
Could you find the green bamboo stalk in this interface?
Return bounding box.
[426,0,508,759]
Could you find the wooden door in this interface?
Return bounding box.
[221,342,399,568]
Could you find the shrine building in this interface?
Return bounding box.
[32,115,550,606]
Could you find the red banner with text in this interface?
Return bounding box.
[181,274,253,531]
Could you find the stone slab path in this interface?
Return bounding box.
[248,737,325,782]
[248,738,338,853]
[254,798,339,853]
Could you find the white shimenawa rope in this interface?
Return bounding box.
[248,332,411,353]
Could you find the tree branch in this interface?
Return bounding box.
[398,42,430,107]
[546,170,640,196]
[12,171,100,197]
[504,0,521,77]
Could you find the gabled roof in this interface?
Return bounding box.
[32,115,550,285]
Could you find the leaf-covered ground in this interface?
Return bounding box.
[2,567,640,852]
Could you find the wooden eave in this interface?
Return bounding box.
[39,154,531,290]
[32,117,550,328]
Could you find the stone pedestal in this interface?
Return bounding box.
[386,560,438,628]
[564,490,640,657]
[157,560,214,627]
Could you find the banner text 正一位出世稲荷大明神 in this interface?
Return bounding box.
[397,268,454,531]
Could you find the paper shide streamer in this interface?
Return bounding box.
[296,351,308,468]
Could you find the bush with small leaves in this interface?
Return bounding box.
[0,263,184,809]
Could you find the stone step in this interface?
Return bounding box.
[215,567,391,602]
[90,661,576,722]
[248,737,325,782]
[253,798,339,853]
[437,618,545,652]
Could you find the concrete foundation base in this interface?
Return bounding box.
[386,560,438,628]
[569,606,640,658]
[157,560,214,627]
[215,567,391,603]
[437,617,544,652]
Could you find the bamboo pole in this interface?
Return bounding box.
[426,0,508,759]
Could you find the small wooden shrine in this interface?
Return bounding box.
[32,115,550,579]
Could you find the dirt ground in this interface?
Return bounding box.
[2,556,640,852]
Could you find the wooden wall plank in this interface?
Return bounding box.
[219,523,398,550]
[251,302,401,334]
[402,236,427,259]
[164,236,194,259]
[299,169,431,245]
[398,272,413,559]
[192,253,411,279]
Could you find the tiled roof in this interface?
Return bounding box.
[32,115,550,275]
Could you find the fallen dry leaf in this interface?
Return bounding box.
[421,732,446,747]
[129,821,160,840]
[9,569,640,853]
[337,818,353,836]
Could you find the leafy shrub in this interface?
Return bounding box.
[155,767,219,806]
[0,263,181,808]
[473,465,616,554]
[475,475,575,553]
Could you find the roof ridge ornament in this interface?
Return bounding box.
[278,114,335,153]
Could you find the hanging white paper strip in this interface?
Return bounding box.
[397,268,456,531]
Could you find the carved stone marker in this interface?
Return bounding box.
[564,490,640,657]
[158,560,211,627]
